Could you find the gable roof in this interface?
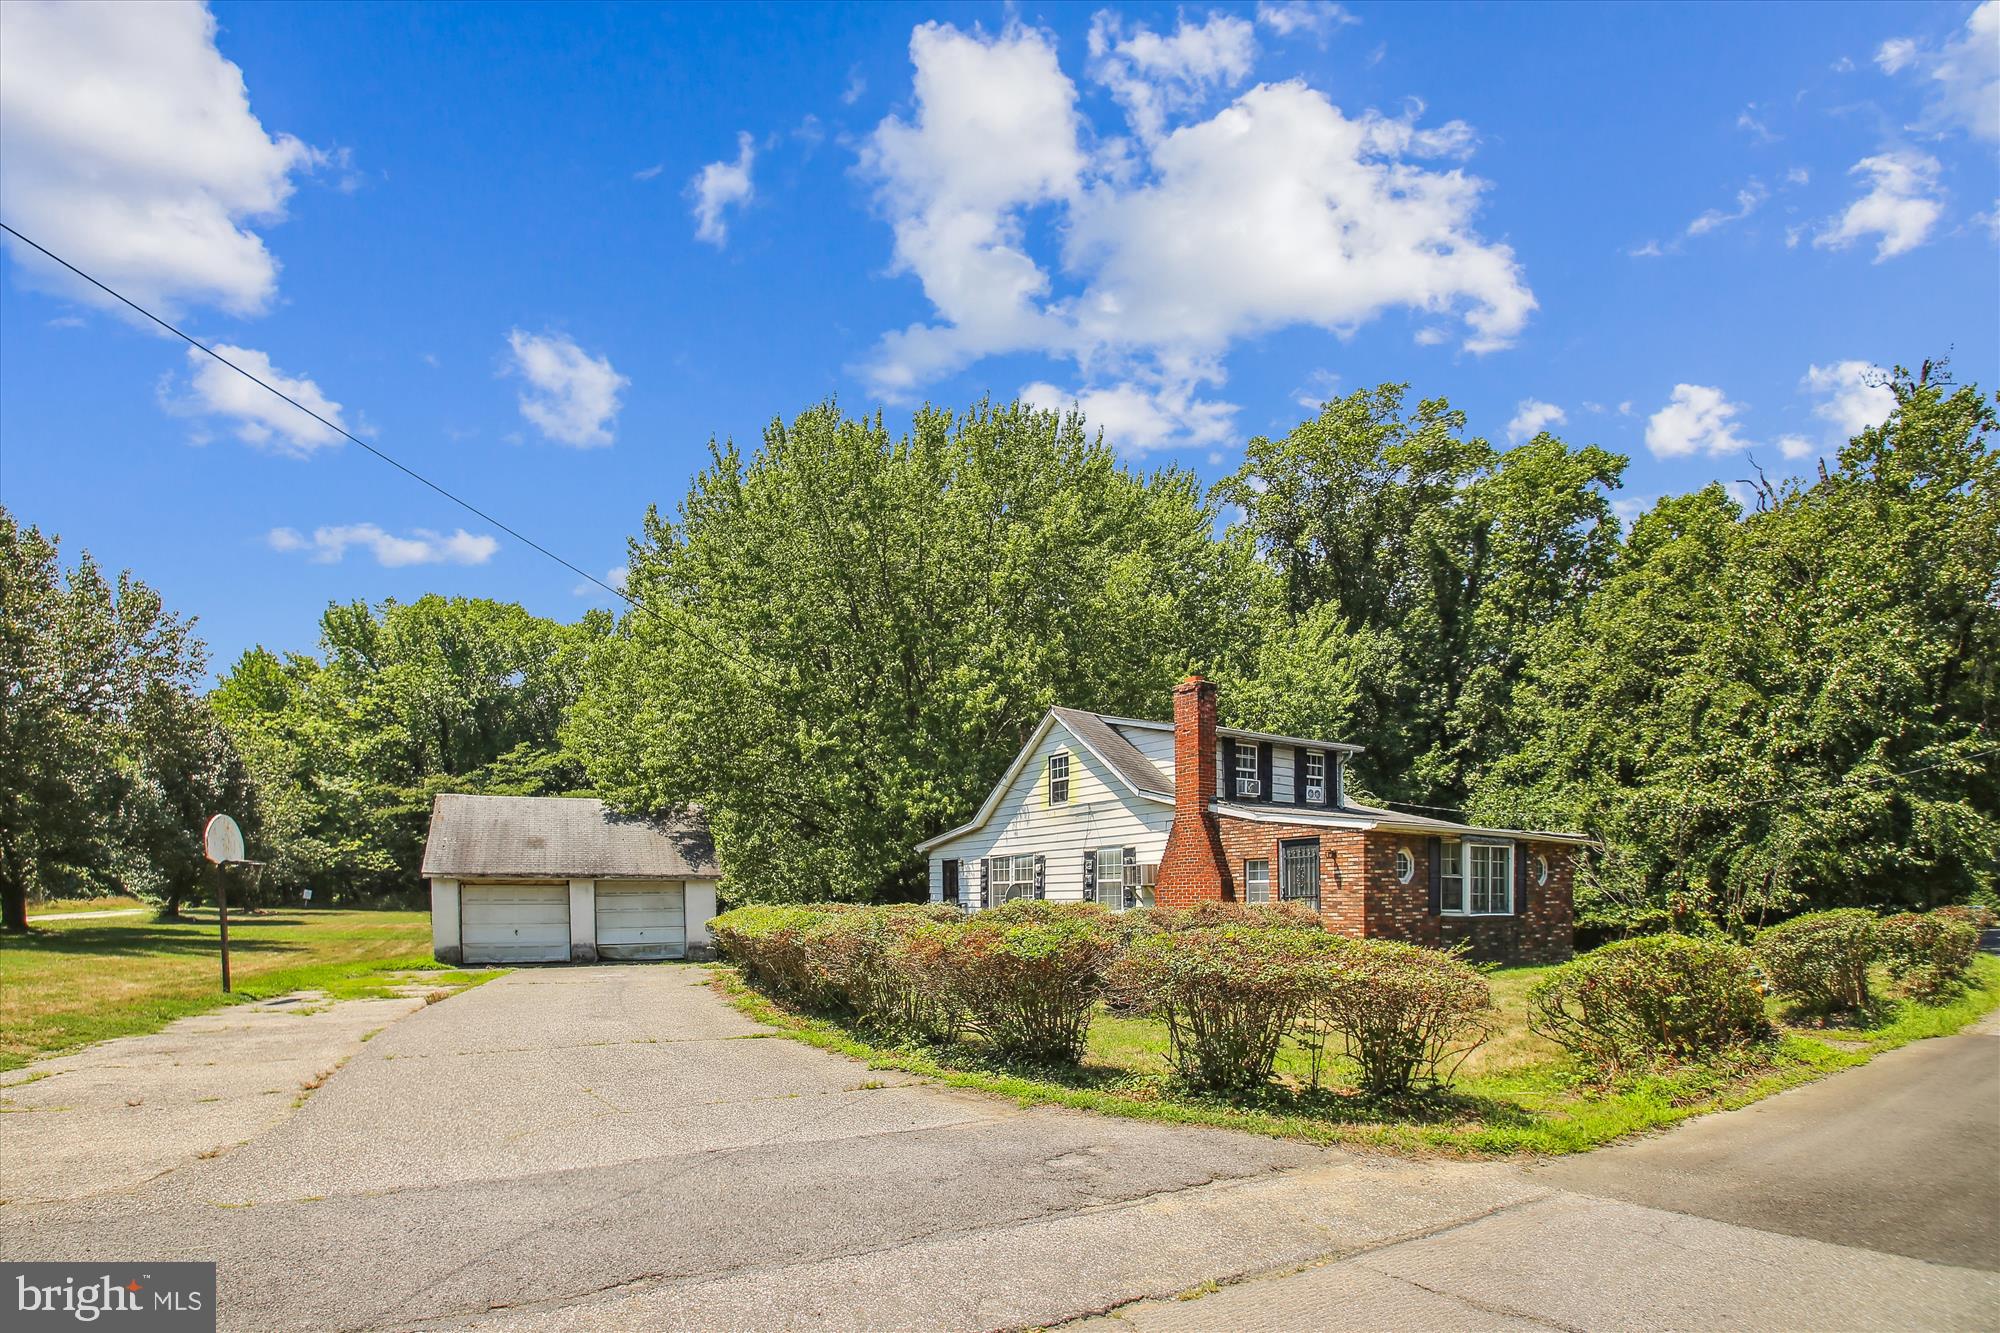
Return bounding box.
[1050,707,1173,798]
[421,794,719,879]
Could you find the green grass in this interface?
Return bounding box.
[0,907,503,1070]
[25,894,147,916]
[713,953,2000,1157]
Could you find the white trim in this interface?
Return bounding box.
[1047,749,1071,805]
[1442,839,1514,917]
[915,711,1172,853]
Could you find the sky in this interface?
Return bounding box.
[1,0,1996,676]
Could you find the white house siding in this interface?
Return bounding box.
[1112,722,1176,777]
[1214,739,1301,803]
[927,719,1170,910]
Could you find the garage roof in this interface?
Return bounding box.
[421,794,719,879]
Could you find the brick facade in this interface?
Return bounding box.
[1155,676,1234,907]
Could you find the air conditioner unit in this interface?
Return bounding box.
[1305,784,1325,803]
[1236,778,1261,798]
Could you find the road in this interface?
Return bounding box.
[3,967,1995,1330]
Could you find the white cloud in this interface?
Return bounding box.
[633,163,665,182]
[856,21,1534,449]
[1777,433,1815,461]
[1814,151,1943,260]
[1875,37,1918,75]
[268,523,497,567]
[1255,2,1359,40]
[0,0,321,318]
[1645,384,1751,458]
[1616,400,1633,416]
[1627,239,1667,258]
[175,344,346,457]
[1413,325,1449,345]
[1687,181,1767,236]
[1610,496,1651,527]
[1088,12,1258,145]
[688,131,755,246]
[1875,3,1999,141]
[1292,368,1341,409]
[1803,360,1896,441]
[1506,399,1566,443]
[1735,105,1777,143]
[1020,379,1235,453]
[1831,55,1856,73]
[1785,166,1810,186]
[842,65,867,106]
[504,329,627,447]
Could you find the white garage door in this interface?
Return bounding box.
[461,884,570,963]
[596,882,686,960]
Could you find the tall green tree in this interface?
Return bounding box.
[0,509,208,929]
[566,399,1255,903]
[1475,365,2000,929]
[1215,384,1626,802]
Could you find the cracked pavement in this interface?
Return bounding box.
[4,966,1996,1330]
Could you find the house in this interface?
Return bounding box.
[422,794,721,964]
[917,676,1590,964]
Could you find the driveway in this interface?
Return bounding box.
[4,968,1996,1331]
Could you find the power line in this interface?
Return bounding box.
[0,221,775,683]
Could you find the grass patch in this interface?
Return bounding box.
[712,954,2000,1157]
[26,894,147,917]
[0,908,502,1070]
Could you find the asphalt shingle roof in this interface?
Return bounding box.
[420,794,719,879]
[1050,707,1172,797]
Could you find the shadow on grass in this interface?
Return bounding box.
[1,916,329,961]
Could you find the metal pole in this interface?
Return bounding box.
[217,862,233,994]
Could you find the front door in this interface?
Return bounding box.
[1279,839,1321,912]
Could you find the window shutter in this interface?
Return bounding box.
[1426,837,1442,915]
[1293,749,1306,804]
[978,858,990,912]
[1081,851,1096,904]
[1514,841,1529,916]
[1221,737,1238,798]
[1122,846,1137,910]
[1258,742,1274,802]
[1034,854,1047,899]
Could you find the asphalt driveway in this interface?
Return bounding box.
[5,967,1996,1331]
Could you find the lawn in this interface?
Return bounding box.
[0,907,500,1071]
[716,954,2000,1157]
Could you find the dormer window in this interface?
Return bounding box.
[1304,751,1326,804]
[1048,751,1070,805]
[1233,746,1260,798]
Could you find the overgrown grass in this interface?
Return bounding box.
[0,907,500,1070]
[712,954,2000,1157]
[25,894,147,917]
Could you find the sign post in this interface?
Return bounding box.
[203,814,247,994]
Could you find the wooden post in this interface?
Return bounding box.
[216,862,233,994]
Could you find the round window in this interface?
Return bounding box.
[1395,847,1415,884]
[1535,854,1550,887]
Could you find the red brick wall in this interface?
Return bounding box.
[1156,676,1232,906]
[1210,818,1576,964]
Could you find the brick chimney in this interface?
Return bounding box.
[1156,675,1232,906]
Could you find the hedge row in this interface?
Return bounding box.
[712,900,1491,1096]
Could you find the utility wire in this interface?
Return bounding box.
[0,221,774,683]
[1382,741,1999,826]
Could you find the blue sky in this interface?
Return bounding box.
[2,1,1996,675]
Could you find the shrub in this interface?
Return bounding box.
[1754,909,1880,1016]
[927,910,1118,1063]
[710,905,835,1003]
[1877,911,1980,1001]
[1110,926,1341,1091]
[1529,935,1770,1073]
[799,904,955,1026]
[1311,942,1490,1097]
[1143,901,1326,933]
[1931,903,1998,931]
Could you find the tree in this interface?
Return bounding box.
[0,508,206,929]
[566,399,1255,903]
[116,686,258,917]
[1215,384,1625,803]
[1475,365,2000,929]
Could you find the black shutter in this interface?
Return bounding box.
[1292,749,1306,805]
[1034,854,1047,900]
[1081,851,1096,904]
[1122,846,1137,910]
[1221,737,1238,799]
[1426,837,1442,915]
[1514,841,1529,916]
[1258,742,1274,802]
[978,858,990,912]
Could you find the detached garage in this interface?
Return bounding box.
[422,794,721,965]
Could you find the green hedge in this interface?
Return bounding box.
[1529,935,1769,1073]
[1754,909,1881,1016]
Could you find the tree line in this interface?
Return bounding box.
[3,364,1993,934]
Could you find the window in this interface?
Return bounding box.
[1279,839,1320,911]
[1439,841,1463,913]
[1095,847,1125,910]
[1244,858,1271,904]
[942,859,960,905]
[991,853,1038,904]
[1048,752,1070,805]
[1304,751,1326,804]
[1234,746,1261,798]
[1395,847,1414,884]
[1442,842,1512,916]
[1534,854,1550,887]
